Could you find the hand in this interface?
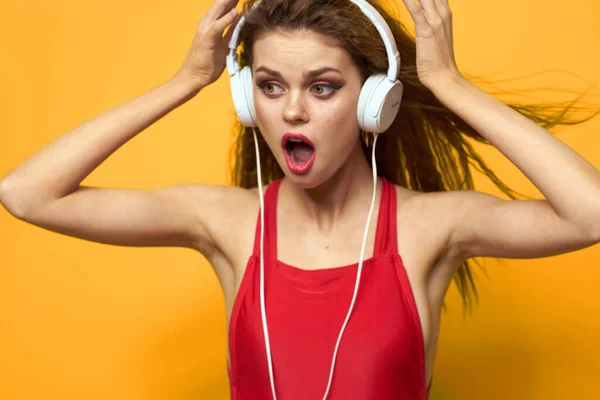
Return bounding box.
[175,0,243,90]
[401,0,463,90]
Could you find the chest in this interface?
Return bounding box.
[229,256,426,396]
[276,216,381,271]
[226,184,446,330]
[216,185,457,391]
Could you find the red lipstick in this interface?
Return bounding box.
[281,132,316,175]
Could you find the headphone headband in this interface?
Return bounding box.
[226,0,401,81]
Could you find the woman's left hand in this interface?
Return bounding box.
[402,0,463,90]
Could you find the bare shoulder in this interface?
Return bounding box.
[185,183,260,262]
[395,186,467,232]
[188,183,276,278]
[392,185,469,279]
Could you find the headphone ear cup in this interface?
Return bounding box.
[240,66,257,126]
[230,66,258,127]
[357,74,403,133]
[357,74,382,133]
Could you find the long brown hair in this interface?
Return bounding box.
[227,0,599,316]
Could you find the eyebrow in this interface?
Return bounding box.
[254,65,342,78]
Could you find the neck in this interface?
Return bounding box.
[281,139,379,234]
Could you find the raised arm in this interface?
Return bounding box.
[0,74,201,216]
[400,0,600,272]
[0,0,243,261]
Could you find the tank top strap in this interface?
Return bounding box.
[252,178,284,259]
[373,177,399,256]
[252,177,397,258]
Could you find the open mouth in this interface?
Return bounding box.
[281,133,316,174]
[284,138,314,164]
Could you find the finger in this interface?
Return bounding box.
[211,7,239,36]
[432,0,453,39]
[222,10,244,42]
[205,0,239,23]
[432,0,451,19]
[402,0,429,27]
[416,0,440,21]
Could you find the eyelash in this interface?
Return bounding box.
[256,81,341,98]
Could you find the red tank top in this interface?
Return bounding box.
[228,177,432,399]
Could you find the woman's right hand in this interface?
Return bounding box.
[175,0,243,90]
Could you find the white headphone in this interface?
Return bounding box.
[227,1,403,399]
[227,0,403,134]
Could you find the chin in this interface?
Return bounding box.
[283,171,317,188]
[277,151,348,189]
[282,166,337,191]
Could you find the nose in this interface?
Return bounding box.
[283,91,309,124]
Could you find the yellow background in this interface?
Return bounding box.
[1,0,599,399]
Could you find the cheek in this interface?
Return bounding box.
[326,89,360,124]
[316,100,359,133]
[253,98,278,134]
[324,96,362,151]
[253,91,268,120]
[252,103,282,155]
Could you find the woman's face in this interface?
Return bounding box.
[251,29,365,188]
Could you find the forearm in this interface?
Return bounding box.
[432,76,600,229]
[0,73,202,213]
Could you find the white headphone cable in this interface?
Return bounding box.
[252,127,277,400]
[321,132,379,399]
[253,127,380,400]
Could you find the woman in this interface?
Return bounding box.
[0,0,598,399]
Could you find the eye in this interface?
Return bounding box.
[256,81,342,98]
[257,81,283,95]
[312,84,337,96]
[256,81,280,95]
